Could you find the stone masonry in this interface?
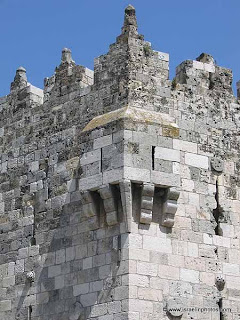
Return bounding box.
[1,4,240,320]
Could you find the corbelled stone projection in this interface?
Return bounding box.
[0,4,240,320]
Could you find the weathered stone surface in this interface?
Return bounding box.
[0,4,240,320]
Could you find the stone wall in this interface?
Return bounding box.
[1,4,240,320]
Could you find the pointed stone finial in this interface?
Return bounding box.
[11,66,28,91]
[17,66,27,73]
[125,4,135,14]
[121,4,138,36]
[61,48,74,64]
[16,66,27,81]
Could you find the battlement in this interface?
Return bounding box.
[1,4,239,111]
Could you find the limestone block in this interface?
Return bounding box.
[180,268,199,283]
[7,262,15,276]
[103,169,123,184]
[15,259,24,274]
[185,153,209,169]
[81,191,98,218]
[173,139,198,153]
[128,299,153,313]
[2,276,15,288]
[83,257,93,270]
[79,173,102,191]
[204,63,215,73]
[200,272,215,286]
[67,179,77,192]
[158,265,180,280]
[73,283,89,297]
[56,249,66,264]
[213,235,230,248]
[137,262,158,276]
[124,167,150,183]
[155,147,180,162]
[158,51,169,62]
[138,287,162,302]
[29,245,39,256]
[157,136,173,148]
[93,135,112,149]
[125,233,143,249]
[222,263,239,275]
[193,60,204,70]
[91,303,108,317]
[151,171,180,187]
[120,180,132,232]
[161,187,180,227]
[80,149,101,166]
[140,183,154,224]
[128,248,150,262]
[48,265,61,278]
[99,185,118,226]
[226,275,240,290]
[143,235,172,253]
[126,274,149,287]
[0,300,11,312]
[106,211,118,226]
[29,160,39,172]
[107,301,121,314]
[132,131,158,146]
[55,275,64,290]
[185,257,205,271]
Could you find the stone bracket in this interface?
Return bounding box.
[81,181,180,229]
[81,191,98,218]
[140,183,155,224]
[161,187,180,227]
[120,180,132,233]
[98,185,118,226]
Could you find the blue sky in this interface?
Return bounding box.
[0,0,239,96]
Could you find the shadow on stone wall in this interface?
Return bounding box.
[29,178,127,320]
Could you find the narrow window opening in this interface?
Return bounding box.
[218,298,223,320]
[152,146,156,170]
[31,211,36,246]
[213,179,223,236]
[90,191,101,225]
[100,148,103,172]
[117,234,121,267]
[28,306,32,320]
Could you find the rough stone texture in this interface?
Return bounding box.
[0,4,240,320]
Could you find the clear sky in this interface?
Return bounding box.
[0,0,239,96]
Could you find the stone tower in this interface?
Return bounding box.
[0,4,240,320]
